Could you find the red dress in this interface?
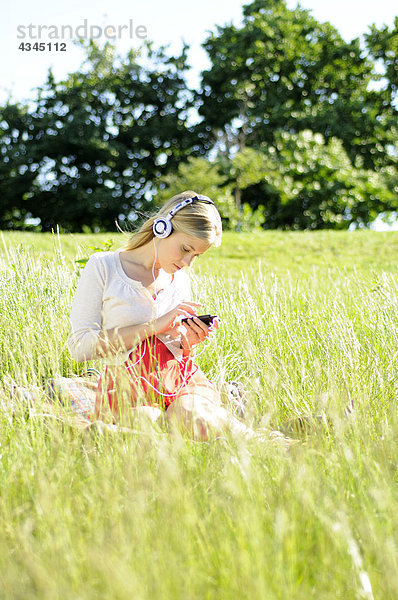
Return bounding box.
[94,334,220,420]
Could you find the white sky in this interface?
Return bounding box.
[1,0,397,104]
[1,0,397,230]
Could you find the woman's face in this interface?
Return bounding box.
[156,232,211,274]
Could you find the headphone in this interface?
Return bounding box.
[152,195,217,239]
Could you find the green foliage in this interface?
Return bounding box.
[1,3,398,234]
[156,155,266,231]
[74,237,115,268]
[216,133,396,229]
[365,17,398,107]
[156,156,235,219]
[198,0,395,171]
[234,202,266,231]
[0,103,38,229]
[0,39,202,232]
[248,130,395,229]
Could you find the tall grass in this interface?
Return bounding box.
[1,231,397,598]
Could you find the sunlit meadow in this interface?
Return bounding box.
[1,229,397,599]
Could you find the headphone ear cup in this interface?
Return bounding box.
[153,218,173,239]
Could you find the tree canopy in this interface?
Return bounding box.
[0,40,205,231]
[1,0,397,231]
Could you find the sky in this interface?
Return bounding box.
[1,0,397,229]
[2,0,397,105]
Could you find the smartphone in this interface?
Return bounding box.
[181,314,219,326]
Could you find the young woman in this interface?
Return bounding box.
[67,191,271,442]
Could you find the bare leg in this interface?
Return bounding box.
[130,405,167,429]
[166,393,257,442]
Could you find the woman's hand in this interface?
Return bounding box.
[179,316,221,352]
[152,302,202,336]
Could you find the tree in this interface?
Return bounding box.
[0,39,204,231]
[236,130,395,229]
[365,17,398,108]
[0,103,38,229]
[156,156,237,228]
[156,155,265,231]
[196,0,395,171]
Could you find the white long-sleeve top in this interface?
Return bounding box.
[67,248,192,365]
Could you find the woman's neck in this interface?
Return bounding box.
[123,242,161,275]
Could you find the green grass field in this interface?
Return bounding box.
[1,229,397,599]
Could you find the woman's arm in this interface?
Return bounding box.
[95,321,155,359]
[67,254,106,362]
[68,254,158,361]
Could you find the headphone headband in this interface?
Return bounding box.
[167,195,215,220]
[153,194,217,239]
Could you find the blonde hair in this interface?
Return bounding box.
[119,190,222,252]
